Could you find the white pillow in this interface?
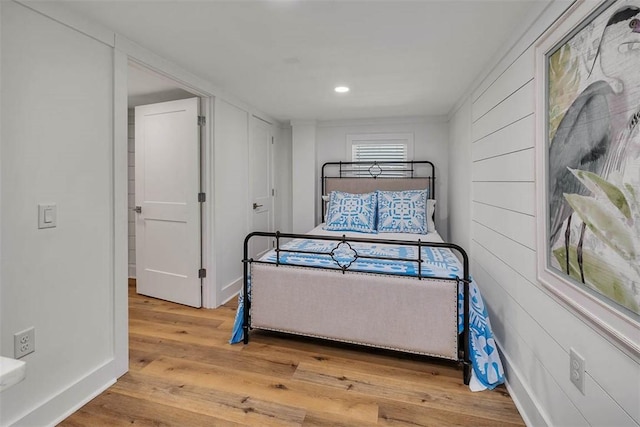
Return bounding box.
[322,194,330,220]
[427,199,436,232]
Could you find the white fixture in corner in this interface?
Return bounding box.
[334,86,349,93]
[0,356,26,392]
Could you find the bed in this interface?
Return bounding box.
[230,160,504,391]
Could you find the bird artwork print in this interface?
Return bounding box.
[546,1,640,316]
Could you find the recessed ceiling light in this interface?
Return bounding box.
[334,86,350,93]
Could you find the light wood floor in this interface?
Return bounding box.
[60,285,524,426]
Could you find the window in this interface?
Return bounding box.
[351,142,408,162]
[347,133,414,176]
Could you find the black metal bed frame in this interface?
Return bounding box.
[321,160,435,222]
[241,160,472,385]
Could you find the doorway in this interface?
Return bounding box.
[127,63,204,307]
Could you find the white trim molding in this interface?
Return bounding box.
[16,0,115,46]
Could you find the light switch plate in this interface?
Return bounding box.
[38,203,57,229]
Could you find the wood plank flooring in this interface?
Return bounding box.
[60,286,524,426]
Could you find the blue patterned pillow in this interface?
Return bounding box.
[324,191,377,233]
[377,189,428,234]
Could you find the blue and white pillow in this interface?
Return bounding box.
[377,189,428,234]
[324,191,377,233]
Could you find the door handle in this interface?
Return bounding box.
[253,203,263,210]
[133,206,142,213]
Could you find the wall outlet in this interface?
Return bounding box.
[14,327,35,359]
[570,348,585,394]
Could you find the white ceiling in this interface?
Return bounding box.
[54,0,547,122]
[127,64,195,107]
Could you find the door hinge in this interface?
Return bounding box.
[198,116,206,126]
[198,192,206,202]
[198,268,207,279]
[271,188,275,196]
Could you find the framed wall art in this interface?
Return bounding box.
[535,0,640,355]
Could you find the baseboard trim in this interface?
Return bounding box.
[499,343,551,427]
[221,288,240,306]
[219,277,242,307]
[9,359,117,427]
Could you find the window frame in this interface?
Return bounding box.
[346,133,414,176]
[346,133,414,162]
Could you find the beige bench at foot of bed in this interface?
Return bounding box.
[250,263,459,360]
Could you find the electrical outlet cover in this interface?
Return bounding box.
[14,327,35,359]
[569,348,585,394]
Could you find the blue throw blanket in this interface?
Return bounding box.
[230,238,504,390]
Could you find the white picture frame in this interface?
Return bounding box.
[535,0,640,357]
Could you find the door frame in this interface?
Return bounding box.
[125,62,214,307]
[113,34,280,377]
[113,41,217,376]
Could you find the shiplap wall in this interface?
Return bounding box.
[128,109,136,278]
[467,41,639,427]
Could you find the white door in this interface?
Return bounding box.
[135,98,202,307]
[249,117,274,258]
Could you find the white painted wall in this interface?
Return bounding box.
[214,99,250,304]
[315,117,449,239]
[291,121,317,233]
[448,2,640,426]
[273,125,293,233]
[0,1,295,423]
[447,100,472,251]
[213,104,292,304]
[1,2,117,425]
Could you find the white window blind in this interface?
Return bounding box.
[351,143,408,162]
[347,133,414,176]
[350,141,409,176]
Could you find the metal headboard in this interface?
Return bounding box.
[321,160,436,222]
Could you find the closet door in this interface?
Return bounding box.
[249,117,274,258]
[135,98,202,307]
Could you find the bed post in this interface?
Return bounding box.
[321,163,329,223]
[242,233,253,344]
[461,251,472,385]
[450,243,472,385]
